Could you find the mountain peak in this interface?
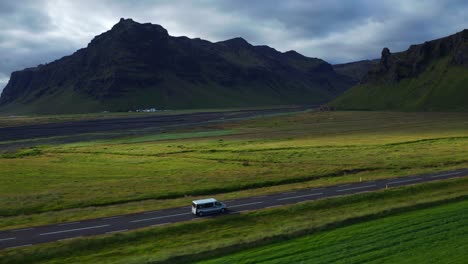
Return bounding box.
[109,18,168,35]
[219,37,251,47]
[85,18,169,48]
[111,18,139,29]
[118,18,136,24]
[284,50,304,58]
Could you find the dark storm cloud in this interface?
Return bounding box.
[1,0,468,93]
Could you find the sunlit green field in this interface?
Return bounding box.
[1,111,468,225]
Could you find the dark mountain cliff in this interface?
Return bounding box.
[332,29,468,111]
[365,29,468,83]
[333,59,379,83]
[0,18,354,114]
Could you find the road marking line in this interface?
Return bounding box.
[40,224,110,236]
[336,184,376,192]
[11,228,34,232]
[229,202,263,208]
[238,210,250,213]
[130,213,191,223]
[277,192,323,201]
[5,244,32,249]
[388,178,421,184]
[106,229,128,234]
[0,237,16,242]
[431,172,461,178]
[59,222,80,226]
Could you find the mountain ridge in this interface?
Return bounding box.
[0,18,354,114]
[333,59,379,83]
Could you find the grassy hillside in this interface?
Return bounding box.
[332,57,468,111]
[200,194,468,264]
[0,80,330,115]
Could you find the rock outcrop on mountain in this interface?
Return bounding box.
[0,18,355,114]
[365,30,468,83]
[332,29,468,111]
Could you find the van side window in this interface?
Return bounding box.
[215,202,221,206]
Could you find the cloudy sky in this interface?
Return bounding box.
[1,0,468,92]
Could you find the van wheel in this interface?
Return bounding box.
[198,212,203,216]
[220,208,225,213]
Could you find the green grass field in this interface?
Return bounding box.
[1,111,468,227]
[1,110,468,263]
[199,194,468,264]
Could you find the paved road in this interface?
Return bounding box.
[1,168,467,250]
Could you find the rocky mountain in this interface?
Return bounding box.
[0,18,355,114]
[332,29,468,111]
[333,59,378,83]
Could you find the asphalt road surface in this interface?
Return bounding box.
[1,168,467,250]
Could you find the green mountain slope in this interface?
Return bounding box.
[332,30,468,111]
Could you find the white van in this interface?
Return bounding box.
[192,198,227,216]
